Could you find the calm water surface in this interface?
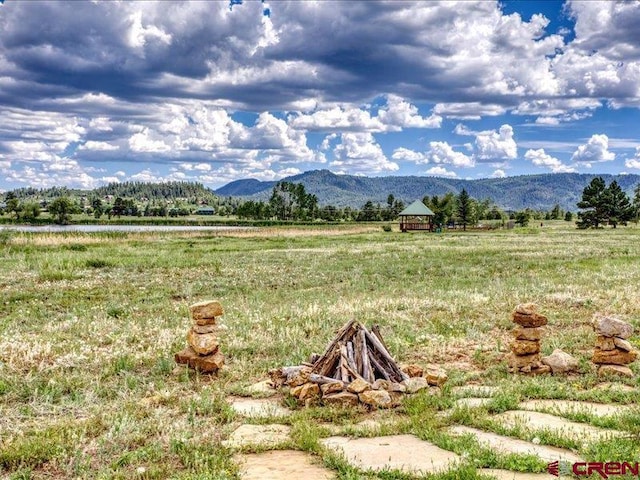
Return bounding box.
[1,225,254,233]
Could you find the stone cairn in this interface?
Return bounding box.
[175,300,225,374]
[507,303,550,375]
[592,315,637,377]
[269,320,447,409]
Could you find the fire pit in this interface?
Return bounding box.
[270,320,447,408]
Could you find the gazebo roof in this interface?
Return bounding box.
[398,200,435,216]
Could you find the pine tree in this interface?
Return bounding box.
[633,184,640,224]
[576,177,608,229]
[605,180,633,228]
[456,189,473,231]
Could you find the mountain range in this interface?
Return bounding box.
[215,170,640,211]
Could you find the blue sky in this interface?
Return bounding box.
[1,0,639,190]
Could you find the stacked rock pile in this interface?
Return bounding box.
[269,320,448,409]
[593,315,637,377]
[507,303,550,375]
[175,300,225,374]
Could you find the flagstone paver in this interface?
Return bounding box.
[449,425,583,463]
[229,397,292,418]
[451,385,499,397]
[454,397,493,408]
[594,382,636,392]
[223,424,291,448]
[496,410,622,443]
[321,434,460,474]
[245,380,277,397]
[235,450,334,479]
[518,400,630,418]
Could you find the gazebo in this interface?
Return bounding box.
[398,200,435,232]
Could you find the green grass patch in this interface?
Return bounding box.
[2,224,640,477]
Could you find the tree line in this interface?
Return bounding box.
[4,177,640,228]
[576,177,640,228]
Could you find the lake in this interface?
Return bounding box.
[1,224,254,233]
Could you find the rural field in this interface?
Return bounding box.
[1,223,640,480]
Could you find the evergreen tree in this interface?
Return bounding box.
[92,198,104,219]
[111,197,125,218]
[550,204,562,220]
[564,211,573,222]
[576,177,608,229]
[605,180,633,228]
[514,210,530,227]
[633,184,640,224]
[358,201,377,221]
[456,189,473,231]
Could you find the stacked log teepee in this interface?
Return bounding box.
[311,320,407,383]
[270,320,447,408]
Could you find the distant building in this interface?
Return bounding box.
[398,200,435,232]
[195,206,216,215]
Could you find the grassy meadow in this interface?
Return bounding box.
[1,222,640,479]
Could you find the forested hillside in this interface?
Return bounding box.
[3,182,217,202]
[216,170,640,211]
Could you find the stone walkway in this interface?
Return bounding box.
[454,397,493,408]
[449,425,583,463]
[223,424,291,449]
[223,386,634,479]
[229,397,292,418]
[496,410,623,443]
[235,450,334,479]
[518,399,630,418]
[452,385,499,397]
[321,434,460,475]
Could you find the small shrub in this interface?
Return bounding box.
[382,225,392,232]
[38,269,77,282]
[106,305,126,319]
[85,258,111,268]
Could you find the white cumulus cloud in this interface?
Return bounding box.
[624,147,640,170]
[525,148,576,173]
[129,128,171,153]
[391,147,426,163]
[289,106,386,132]
[127,10,172,51]
[289,95,440,133]
[473,124,517,162]
[571,134,615,163]
[425,141,474,168]
[330,132,398,174]
[78,141,119,151]
[377,95,442,130]
[425,166,457,178]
